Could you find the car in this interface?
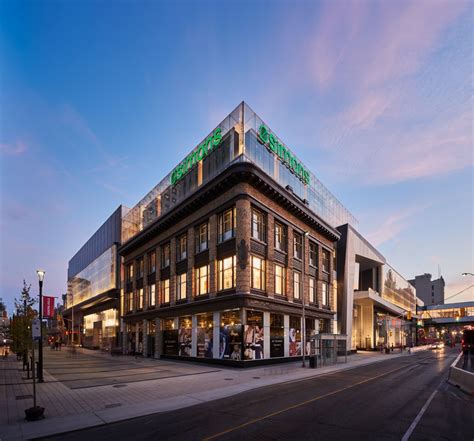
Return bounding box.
[430,342,444,350]
[461,328,474,354]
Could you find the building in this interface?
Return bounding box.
[118,102,356,364]
[408,273,445,305]
[418,301,474,343]
[64,205,128,350]
[336,224,417,351]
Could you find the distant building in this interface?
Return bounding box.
[408,273,445,305]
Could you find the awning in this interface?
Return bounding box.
[354,289,405,316]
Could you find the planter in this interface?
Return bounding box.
[25,406,45,421]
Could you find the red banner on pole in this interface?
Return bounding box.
[43,296,55,318]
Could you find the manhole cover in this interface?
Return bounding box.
[105,403,122,409]
[16,395,33,400]
[224,378,233,381]
[253,377,261,379]
[112,384,127,388]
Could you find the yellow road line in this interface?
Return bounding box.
[203,362,416,441]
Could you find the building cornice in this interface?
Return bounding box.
[119,161,340,255]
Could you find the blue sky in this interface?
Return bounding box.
[0,0,472,312]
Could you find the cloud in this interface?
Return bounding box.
[0,140,28,156]
[365,204,430,246]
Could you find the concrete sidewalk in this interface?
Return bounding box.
[0,348,414,441]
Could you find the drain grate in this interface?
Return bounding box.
[112,384,127,388]
[224,378,234,381]
[105,403,122,409]
[16,395,33,400]
[253,377,261,379]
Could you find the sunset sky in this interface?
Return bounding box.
[0,0,472,312]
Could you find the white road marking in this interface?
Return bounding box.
[401,380,443,441]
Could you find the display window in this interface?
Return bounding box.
[244,310,264,360]
[220,310,242,360]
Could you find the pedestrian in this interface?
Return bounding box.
[55,339,59,351]
[58,337,62,351]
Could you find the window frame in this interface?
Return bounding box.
[275,222,287,252]
[218,255,236,291]
[322,249,330,273]
[251,208,266,242]
[161,279,170,304]
[250,255,266,291]
[322,281,329,306]
[293,271,301,299]
[176,273,187,300]
[218,207,236,243]
[148,284,156,307]
[274,263,286,296]
[293,232,303,260]
[309,277,316,304]
[309,242,318,268]
[161,243,170,268]
[148,251,156,274]
[177,234,187,261]
[196,222,209,253]
[195,264,210,296]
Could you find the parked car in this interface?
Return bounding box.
[461,328,474,354]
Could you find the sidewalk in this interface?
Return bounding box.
[0,348,413,440]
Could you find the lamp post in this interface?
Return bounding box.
[302,231,309,368]
[36,270,45,383]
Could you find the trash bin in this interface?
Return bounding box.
[309,355,316,368]
[385,347,390,354]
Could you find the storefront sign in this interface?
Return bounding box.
[170,127,223,186]
[163,330,179,355]
[257,124,310,185]
[270,336,284,358]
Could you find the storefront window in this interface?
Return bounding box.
[275,264,286,295]
[270,313,284,358]
[218,256,236,291]
[289,316,302,356]
[251,255,266,291]
[244,310,264,360]
[162,318,178,355]
[197,313,213,358]
[195,265,209,296]
[220,310,242,359]
[178,316,192,357]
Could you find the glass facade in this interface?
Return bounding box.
[67,245,116,308]
[122,102,356,244]
[382,264,416,312]
[83,308,119,350]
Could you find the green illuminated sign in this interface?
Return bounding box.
[171,127,223,186]
[257,124,310,185]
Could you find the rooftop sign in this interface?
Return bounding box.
[170,128,223,186]
[257,124,310,185]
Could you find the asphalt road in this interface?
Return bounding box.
[39,348,474,441]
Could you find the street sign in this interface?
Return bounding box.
[32,319,41,340]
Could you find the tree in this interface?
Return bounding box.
[10,280,37,355]
[0,297,6,313]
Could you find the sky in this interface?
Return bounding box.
[0,0,472,313]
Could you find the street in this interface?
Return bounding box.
[38,348,473,441]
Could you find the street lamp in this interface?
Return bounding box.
[461,272,474,277]
[36,270,45,383]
